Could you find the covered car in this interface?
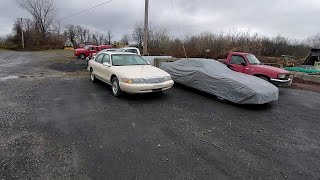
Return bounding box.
[160,59,279,104]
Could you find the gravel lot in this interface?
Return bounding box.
[1,50,320,179]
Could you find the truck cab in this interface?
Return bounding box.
[225,52,292,86]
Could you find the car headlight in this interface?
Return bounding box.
[278,74,286,79]
[122,78,133,84]
[164,76,172,81]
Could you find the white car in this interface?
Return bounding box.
[116,47,141,55]
[87,52,174,97]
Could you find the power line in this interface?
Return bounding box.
[59,0,114,21]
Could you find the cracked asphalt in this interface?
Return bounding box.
[0,50,320,179]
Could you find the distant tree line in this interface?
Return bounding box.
[0,0,319,60]
[130,24,314,60]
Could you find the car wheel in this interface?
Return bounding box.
[111,77,122,97]
[86,58,90,68]
[79,54,85,59]
[258,76,270,82]
[90,69,96,83]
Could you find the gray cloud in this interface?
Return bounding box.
[1,0,319,40]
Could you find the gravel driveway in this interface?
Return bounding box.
[1,50,320,179]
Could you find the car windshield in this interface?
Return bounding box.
[111,54,148,66]
[84,45,90,50]
[246,54,261,65]
[116,48,126,52]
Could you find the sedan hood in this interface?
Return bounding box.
[112,65,170,78]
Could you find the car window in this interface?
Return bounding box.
[112,54,148,66]
[102,54,110,64]
[95,54,104,64]
[246,54,261,65]
[230,55,246,65]
[125,49,138,54]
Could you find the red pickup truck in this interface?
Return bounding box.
[224,52,292,86]
[74,45,112,59]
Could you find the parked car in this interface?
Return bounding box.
[87,52,174,97]
[74,45,112,59]
[160,59,279,104]
[224,52,293,87]
[116,47,141,55]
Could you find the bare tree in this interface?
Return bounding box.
[18,0,55,43]
[65,24,77,46]
[132,24,144,48]
[52,20,62,36]
[121,34,131,45]
[306,33,320,48]
[98,34,105,45]
[92,33,98,45]
[107,30,113,45]
[76,26,84,43]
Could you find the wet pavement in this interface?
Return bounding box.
[0,50,320,179]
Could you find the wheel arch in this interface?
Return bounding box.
[253,74,270,81]
[110,74,117,82]
[253,74,269,78]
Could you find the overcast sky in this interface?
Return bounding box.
[0,0,320,41]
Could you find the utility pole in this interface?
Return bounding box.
[18,18,25,49]
[143,0,149,55]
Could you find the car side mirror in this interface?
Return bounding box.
[241,62,247,66]
[103,62,111,67]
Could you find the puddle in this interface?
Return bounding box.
[0,75,19,81]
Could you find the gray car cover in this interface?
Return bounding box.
[160,59,279,104]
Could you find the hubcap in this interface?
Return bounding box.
[112,81,118,94]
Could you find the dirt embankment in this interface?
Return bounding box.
[291,78,320,93]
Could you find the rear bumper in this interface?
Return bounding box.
[270,77,293,87]
[119,80,174,94]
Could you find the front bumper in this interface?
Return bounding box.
[119,80,174,94]
[270,77,293,87]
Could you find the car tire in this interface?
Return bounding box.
[257,75,270,82]
[90,69,96,83]
[111,77,122,97]
[86,58,89,68]
[79,54,85,59]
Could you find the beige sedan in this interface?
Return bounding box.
[87,52,174,97]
